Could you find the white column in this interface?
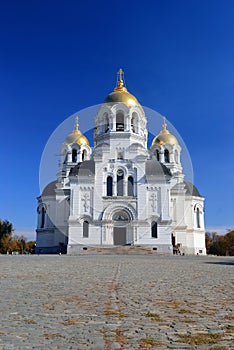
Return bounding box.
[113,181,117,196]
[67,151,72,163]
[126,114,130,131]
[124,180,127,196]
[112,115,116,131]
[170,151,175,163]
[159,151,164,162]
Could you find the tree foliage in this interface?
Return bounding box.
[0,219,13,253]
[206,230,234,256]
[0,219,35,254]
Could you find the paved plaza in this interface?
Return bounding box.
[0,254,233,349]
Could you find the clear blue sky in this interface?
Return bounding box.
[0,0,233,239]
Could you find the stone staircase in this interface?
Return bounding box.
[79,245,160,255]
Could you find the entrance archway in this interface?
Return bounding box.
[113,210,130,245]
[114,227,126,245]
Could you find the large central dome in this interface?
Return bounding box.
[103,68,141,109]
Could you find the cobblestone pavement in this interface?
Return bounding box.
[0,255,233,350]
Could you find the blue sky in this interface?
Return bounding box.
[0,0,233,239]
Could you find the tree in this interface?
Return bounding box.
[0,219,14,253]
[205,232,212,252]
[0,220,36,254]
[224,230,234,256]
[206,229,234,256]
[25,240,36,254]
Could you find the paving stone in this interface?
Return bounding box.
[0,255,233,349]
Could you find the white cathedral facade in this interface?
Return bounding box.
[36,70,206,255]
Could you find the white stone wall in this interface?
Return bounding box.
[37,95,206,255]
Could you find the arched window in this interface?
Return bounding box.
[164,149,170,163]
[113,211,129,222]
[83,220,89,238]
[117,169,124,196]
[196,208,200,228]
[107,176,113,196]
[151,221,157,238]
[156,150,160,161]
[116,112,124,131]
[128,176,134,196]
[72,149,77,162]
[82,150,87,161]
[41,207,46,228]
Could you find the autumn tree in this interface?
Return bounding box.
[224,230,234,256]
[0,219,36,254]
[0,219,14,253]
[206,230,234,256]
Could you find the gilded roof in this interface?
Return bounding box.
[103,68,142,109]
[64,116,89,146]
[151,117,178,147]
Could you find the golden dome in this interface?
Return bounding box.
[103,68,142,109]
[64,116,89,146]
[151,117,178,146]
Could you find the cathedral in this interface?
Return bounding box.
[36,69,206,255]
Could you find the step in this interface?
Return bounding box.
[79,245,158,255]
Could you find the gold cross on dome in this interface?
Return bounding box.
[163,116,167,130]
[118,68,124,81]
[75,115,79,131]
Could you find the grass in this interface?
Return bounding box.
[42,304,55,310]
[177,333,223,345]
[63,319,80,326]
[225,325,234,333]
[44,333,64,339]
[178,308,197,314]
[226,314,234,320]
[100,327,127,347]
[139,337,161,349]
[114,329,126,345]
[63,295,80,302]
[182,319,196,324]
[145,312,163,322]
[24,319,37,324]
[104,309,125,318]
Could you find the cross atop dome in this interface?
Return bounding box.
[118,68,124,80]
[162,116,167,131]
[74,116,79,133]
[114,68,127,92]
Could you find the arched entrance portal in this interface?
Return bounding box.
[113,210,130,245]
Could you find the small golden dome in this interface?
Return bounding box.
[151,117,178,147]
[77,135,89,146]
[64,116,89,146]
[103,68,142,109]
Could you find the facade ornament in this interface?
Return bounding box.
[81,193,90,212]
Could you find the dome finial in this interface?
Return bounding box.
[118,68,124,81]
[162,116,167,131]
[114,68,127,92]
[74,116,79,133]
[64,115,89,146]
[150,116,178,147]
